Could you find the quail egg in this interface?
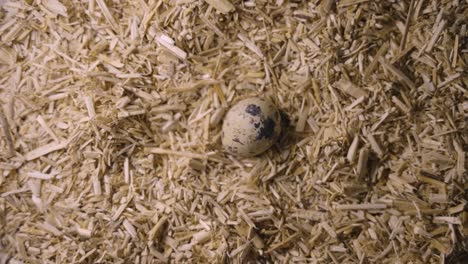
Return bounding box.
[222,97,282,157]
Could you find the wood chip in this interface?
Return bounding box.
[357,148,369,179]
[379,58,416,89]
[95,0,120,33]
[24,141,68,161]
[366,134,384,157]
[0,110,14,157]
[337,79,367,98]
[238,33,264,59]
[347,135,359,162]
[204,0,234,14]
[146,147,208,160]
[155,33,187,60]
[335,203,387,211]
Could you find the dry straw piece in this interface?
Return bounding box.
[0,0,467,263]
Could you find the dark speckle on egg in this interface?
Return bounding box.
[233,138,244,145]
[256,117,276,140]
[254,122,260,128]
[245,104,261,116]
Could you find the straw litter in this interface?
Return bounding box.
[0,0,467,263]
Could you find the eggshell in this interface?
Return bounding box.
[222,97,282,157]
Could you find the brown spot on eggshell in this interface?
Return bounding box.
[233,138,244,145]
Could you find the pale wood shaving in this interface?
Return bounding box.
[155,32,187,60]
[42,0,67,17]
[335,203,387,211]
[204,0,234,14]
[0,110,14,157]
[24,141,68,161]
[95,0,120,33]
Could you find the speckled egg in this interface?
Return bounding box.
[222,97,282,157]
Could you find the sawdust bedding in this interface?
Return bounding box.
[0,0,467,263]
